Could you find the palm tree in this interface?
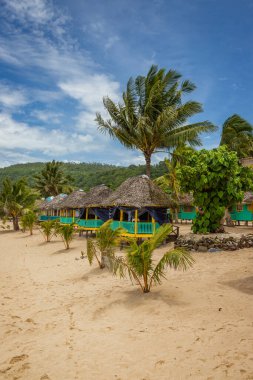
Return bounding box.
[20,211,37,235]
[108,224,194,293]
[220,114,253,158]
[96,65,216,177]
[84,220,124,269]
[56,223,75,250]
[39,220,58,242]
[34,160,73,197]
[0,178,38,231]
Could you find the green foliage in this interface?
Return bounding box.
[0,161,168,192]
[0,178,38,231]
[56,223,75,249]
[39,219,58,242]
[84,220,124,269]
[20,211,37,235]
[108,224,194,293]
[96,64,216,177]
[34,160,74,197]
[220,114,253,158]
[178,146,253,233]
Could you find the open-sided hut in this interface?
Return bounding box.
[100,175,172,237]
[38,194,67,221]
[178,193,196,222]
[76,185,112,230]
[56,190,86,223]
[229,192,253,224]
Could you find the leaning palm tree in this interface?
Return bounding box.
[34,160,73,197]
[0,178,38,231]
[108,224,194,293]
[220,114,253,158]
[96,65,216,177]
[83,220,124,269]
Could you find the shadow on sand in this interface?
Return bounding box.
[224,276,253,295]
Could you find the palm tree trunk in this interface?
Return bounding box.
[13,216,20,231]
[144,153,151,178]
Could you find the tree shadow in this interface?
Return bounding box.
[38,240,61,246]
[223,276,253,295]
[51,247,74,254]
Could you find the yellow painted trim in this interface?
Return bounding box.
[86,208,88,220]
[152,217,156,234]
[134,209,138,236]
[120,210,123,221]
[72,210,75,222]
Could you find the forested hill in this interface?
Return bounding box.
[0,161,167,191]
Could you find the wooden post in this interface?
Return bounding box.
[86,208,89,220]
[72,209,75,222]
[134,209,138,236]
[152,217,156,234]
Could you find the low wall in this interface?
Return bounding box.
[174,233,253,251]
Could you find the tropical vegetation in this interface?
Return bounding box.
[84,220,124,269]
[39,219,58,242]
[178,146,253,233]
[220,114,253,158]
[96,64,216,177]
[0,178,37,231]
[20,211,37,235]
[56,223,75,249]
[34,160,73,197]
[108,224,194,293]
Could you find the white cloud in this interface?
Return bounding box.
[0,113,97,156]
[31,110,63,123]
[0,83,28,108]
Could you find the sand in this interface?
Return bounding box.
[0,225,253,380]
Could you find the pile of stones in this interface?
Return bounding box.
[174,233,253,252]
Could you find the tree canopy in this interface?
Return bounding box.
[96,65,216,177]
[220,114,253,158]
[178,146,253,233]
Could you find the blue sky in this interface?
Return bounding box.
[0,0,253,167]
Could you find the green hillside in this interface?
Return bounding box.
[0,161,167,191]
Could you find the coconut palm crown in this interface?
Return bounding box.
[96,65,216,177]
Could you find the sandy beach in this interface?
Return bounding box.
[0,226,253,380]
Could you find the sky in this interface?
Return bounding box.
[0,0,253,168]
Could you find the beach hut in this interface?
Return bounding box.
[57,190,86,224]
[38,194,67,221]
[229,192,253,225]
[100,175,175,238]
[77,185,113,230]
[178,194,197,222]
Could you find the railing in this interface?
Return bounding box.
[60,217,79,224]
[39,215,60,221]
[111,221,160,235]
[78,219,104,228]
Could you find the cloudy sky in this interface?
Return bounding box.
[0,0,253,167]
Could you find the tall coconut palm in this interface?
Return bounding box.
[34,160,73,197]
[0,178,38,231]
[220,114,253,158]
[96,65,216,177]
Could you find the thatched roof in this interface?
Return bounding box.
[44,194,68,210]
[82,185,113,207]
[243,192,253,204]
[101,175,172,208]
[56,190,86,209]
[178,193,194,205]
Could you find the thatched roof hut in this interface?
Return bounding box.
[178,193,194,205]
[242,192,253,204]
[56,190,86,209]
[82,185,112,207]
[44,194,67,210]
[101,175,172,208]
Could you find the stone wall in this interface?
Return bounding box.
[174,233,253,251]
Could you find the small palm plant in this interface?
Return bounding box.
[84,220,124,269]
[57,223,75,249]
[108,224,194,293]
[39,220,58,242]
[20,211,37,235]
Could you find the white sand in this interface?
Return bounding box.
[0,225,253,380]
